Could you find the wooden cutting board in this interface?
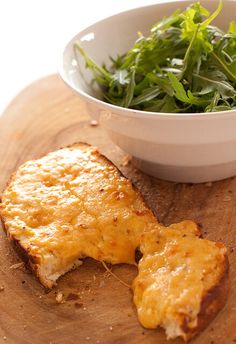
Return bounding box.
[0,74,235,344]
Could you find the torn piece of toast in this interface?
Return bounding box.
[0,143,229,342]
[132,221,229,342]
[0,143,157,288]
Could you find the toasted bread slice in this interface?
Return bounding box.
[133,221,229,341]
[0,143,229,341]
[0,143,157,288]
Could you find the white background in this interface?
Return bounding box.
[0,0,159,115]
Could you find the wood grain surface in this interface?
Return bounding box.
[0,75,235,344]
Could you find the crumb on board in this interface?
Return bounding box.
[0,286,4,292]
[90,120,98,127]
[3,336,6,341]
[99,280,105,288]
[109,326,113,331]
[222,196,231,202]
[55,291,64,304]
[10,262,24,270]
[85,337,90,341]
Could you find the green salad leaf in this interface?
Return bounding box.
[74,1,236,113]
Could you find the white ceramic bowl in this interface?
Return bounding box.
[59,0,236,183]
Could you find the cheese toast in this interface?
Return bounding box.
[0,143,157,287]
[0,143,229,342]
[133,221,229,341]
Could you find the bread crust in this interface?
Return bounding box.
[181,256,229,341]
[0,216,50,287]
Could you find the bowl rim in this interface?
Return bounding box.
[59,0,236,120]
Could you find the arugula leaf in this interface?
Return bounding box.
[205,91,220,112]
[210,105,235,112]
[193,71,236,97]
[211,51,236,82]
[228,21,236,34]
[168,72,209,106]
[168,72,190,103]
[74,42,111,84]
[123,69,136,107]
[130,86,161,106]
[201,0,222,28]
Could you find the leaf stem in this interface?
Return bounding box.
[180,24,200,80]
[124,69,136,107]
[74,42,111,81]
[211,51,236,82]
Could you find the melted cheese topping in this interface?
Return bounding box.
[1,145,157,283]
[0,144,228,340]
[132,222,227,339]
